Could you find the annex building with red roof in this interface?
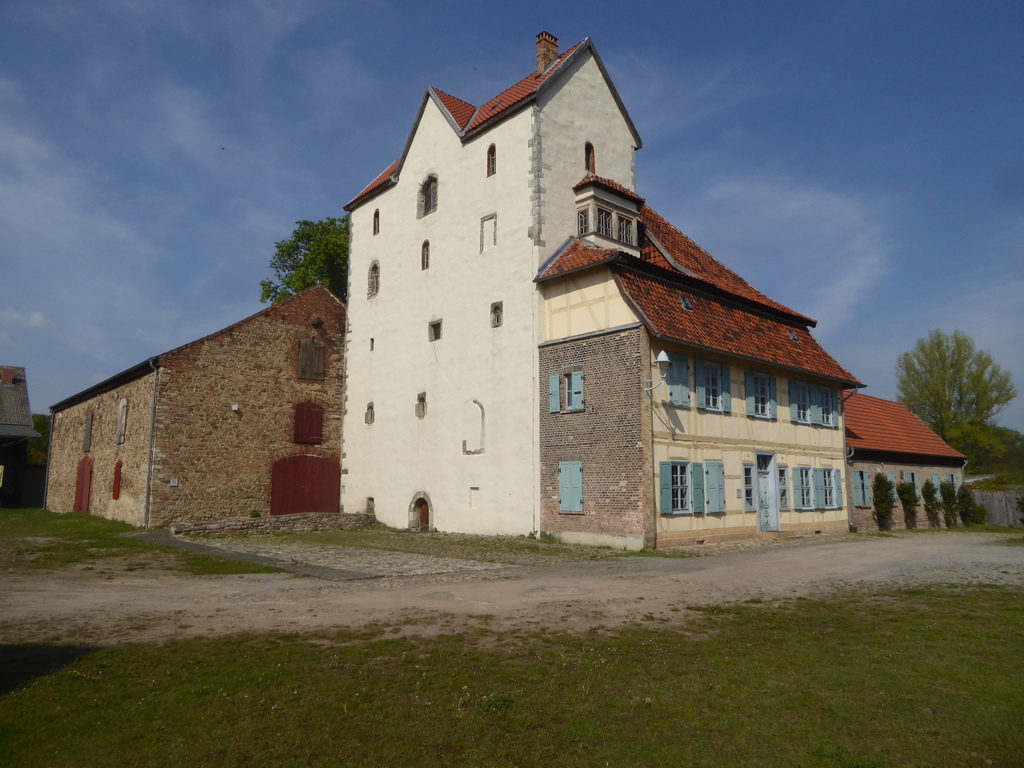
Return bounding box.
[341,33,863,548]
[844,392,966,531]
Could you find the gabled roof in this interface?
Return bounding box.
[536,204,860,386]
[845,393,966,460]
[346,36,642,211]
[0,366,40,439]
[615,268,860,385]
[639,205,813,324]
[51,285,346,413]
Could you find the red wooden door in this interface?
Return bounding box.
[270,455,340,515]
[74,457,92,513]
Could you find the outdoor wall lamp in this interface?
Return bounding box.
[644,350,671,392]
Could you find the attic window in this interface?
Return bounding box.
[680,297,694,312]
[787,330,799,343]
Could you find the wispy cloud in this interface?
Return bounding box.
[688,177,890,335]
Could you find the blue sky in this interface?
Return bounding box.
[2,0,1022,433]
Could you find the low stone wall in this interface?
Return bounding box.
[170,512,376,537]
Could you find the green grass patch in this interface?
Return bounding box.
[2,585,1022,767]
[0,508,281,575]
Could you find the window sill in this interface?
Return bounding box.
[661,511,693,517]
[557,509,585,516]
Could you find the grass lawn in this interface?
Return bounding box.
[1,585,1022,767]
[0,508,282,575]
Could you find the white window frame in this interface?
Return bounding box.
[792,382,810,423]
[743,465,755,512]
[669,461,691,515]
[778,467,789,510]
[752,373,770,418]
[703,365,722,411]
[798,467,813,510]
[596,208,613,237]
[821,388,838,427]
[823,468,836,508]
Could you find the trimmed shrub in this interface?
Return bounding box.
[921,479,941,529]
[940,481,958,527]
[896,481,920,529]
[956,485,985,526]
[872,473,896,531]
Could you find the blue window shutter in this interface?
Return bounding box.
[835,469,843,508]
[695,361,706,410]
[768,376,777,419]
[886,472,898,502]
[707,463,725,513]
[865,473,873,505]
[853,471,864,507]
[570,462,583,511]
[810,386,823,425]
[667,353,689,407]
[558,462,570,510]
[790,381,799,422]
[549,375,560,413]
[570,371,585,411]
[659,462,673,515]
[721,365,731,413]
[793,471,801,510]
[691,462,704,513]
[932,473,940,492]
[745,371,755,416]
[813,468,826,509]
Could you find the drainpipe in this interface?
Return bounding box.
[142,357,159,529]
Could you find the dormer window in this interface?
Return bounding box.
[419,176,438,217]
[573,175,642,254]
[577,209,589,237]
[617,217,633,245]
[596,208,612,237]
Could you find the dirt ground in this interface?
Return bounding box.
[2,531,1023,645]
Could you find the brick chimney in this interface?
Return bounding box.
[536,31,558,73]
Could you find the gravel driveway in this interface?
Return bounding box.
[2,531,1022,645]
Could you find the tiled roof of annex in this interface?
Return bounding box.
[573,173,645,205]
[345,39,590,211]
[537,202,860,385]
[845,392,965,459]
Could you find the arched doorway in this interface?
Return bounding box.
[409,493,432,532]
[270,454,340,515]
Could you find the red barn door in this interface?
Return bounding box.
[74,457,93,513]
[270,455,340,515]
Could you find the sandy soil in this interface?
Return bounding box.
[2,532,1022,645]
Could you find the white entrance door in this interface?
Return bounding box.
[757,453,779,532]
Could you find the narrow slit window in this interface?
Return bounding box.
[584,142,595,173]
[421,240,430,270]
[415,392,427,419]
[365,402,374,425]
[372,209,380,235]
[486,144,496,176]
[490,301,503,328]
[428,320,442,342]
[367,261,380,298]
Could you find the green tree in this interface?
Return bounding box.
[896,481,919,529]
[27,414,50,466]
[260,216,349,304]
[872,473,896,531]
[939,481,958,527]
[896,330,1016,469]
[921,478,941,528]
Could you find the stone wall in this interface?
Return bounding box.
[171,511,375,537]
[148,286,346,527]
[538,326,651,549]
[47,371,155,525]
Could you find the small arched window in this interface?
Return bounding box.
[421,240,430,270]
[419,175,438,217]
[584,142,595,173]
[115,397,128,445]
[372,209,380,235]
[486,144,496,177]
[367,261,380,298]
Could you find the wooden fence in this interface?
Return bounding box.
[975,491,1023,528]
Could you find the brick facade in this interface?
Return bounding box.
[538,326,654,548]
[846,456,965,532]
[46,285,347,527]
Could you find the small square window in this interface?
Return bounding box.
[428,320,442,342]
[490,301,503,328]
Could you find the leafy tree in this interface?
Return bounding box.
[956,484,986,526]
[895,330,1016,469]
[260,216,349,304]
[871,473,896,531]
[921,479,941,528]
[896,481,919,529]
[27,414,50,466]
[939,481,958,527]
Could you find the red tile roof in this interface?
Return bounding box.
[464,40,587,134]
[845,393,965,459]
[432,88,476,130]
[638,206,813,324]
[614,268,860,385]
[573,174,645,205]
[345,159,398,212]
[537,238,619,280]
